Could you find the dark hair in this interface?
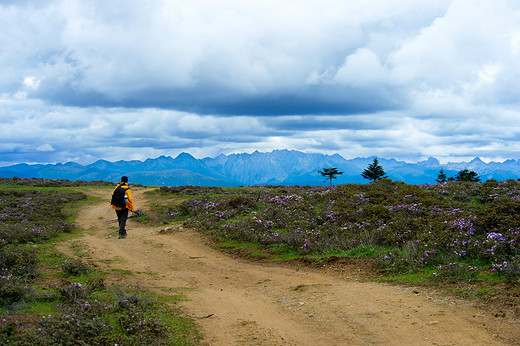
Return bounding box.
[121,176,128,183]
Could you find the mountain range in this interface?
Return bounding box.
[1,150,519,186]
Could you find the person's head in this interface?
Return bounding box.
[121,176,128,183]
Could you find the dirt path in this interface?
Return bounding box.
[58,187,520,345]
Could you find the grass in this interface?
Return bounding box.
[110,268,134,276]
[26,300,57,317]
[377,270,437,285]
[345,244,390,258]
[292,284,309,292]
[68,240,92,258]
[99,256,127,265]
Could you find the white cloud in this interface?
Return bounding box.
[36,144,55,152]
[334,48,390,86]
[23,77,40,90]
[511,31,520,54]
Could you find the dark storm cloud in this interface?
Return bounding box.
[32,85,402,116]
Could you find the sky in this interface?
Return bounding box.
[1,0,520,166]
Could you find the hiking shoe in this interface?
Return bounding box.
[118,234,127,239]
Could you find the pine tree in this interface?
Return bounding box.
[361,158,387,182]
[454,169,481,182]
[436,169,447,183]
[318,167,343,186]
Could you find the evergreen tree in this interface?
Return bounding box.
[318,167,343,186]
[436,169,447,183]
[454,169,481,182]
[361,158,387,182]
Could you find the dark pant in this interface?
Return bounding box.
[116,209,129,237]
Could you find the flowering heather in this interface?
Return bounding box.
[159,185,225,195]
[10,284,174,345]
[0,177,113,187]
[163,179,520,280]
[0,188,86,311]
[0,189,83,245]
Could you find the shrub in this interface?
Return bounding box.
[111,286,171,344]
[432,262,479,282]
[378,241,428,274]
[61,259,91,276]
[60,282,89,303]
[11,284,175,345]
[0,273,28,306]
[0,177,113,187]
[491,258,520,282]
[0,247,38,308]
[24,313,115,345]
[159,185,224,195]
[0,246,39,278]
[474,199,520,234]
[0,189,82,245]
[115,308,169,344]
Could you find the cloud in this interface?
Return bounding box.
[334,48,389,86]
[36,144,55,152]
[1,0,520,167]
[388,0,520,104]
[0,0,452,115]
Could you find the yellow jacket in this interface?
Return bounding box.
[111,183,135,212]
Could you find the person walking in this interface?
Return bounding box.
[110,176,135,239]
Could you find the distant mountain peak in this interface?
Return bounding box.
[1,150,520,185]
[145,155,173,162]
[470,157,484,163]
[418,157,440,166]
[176,152,195,159]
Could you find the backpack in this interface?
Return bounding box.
[111,186,128,208]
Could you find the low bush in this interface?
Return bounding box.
[160,185,225,195]
[0,177,113,187]
[61,258,91,276]
[0,246,39,278]
[0,273,29,307]
[491,258,520,282]
[24,312,115,345]
[0,189,83,246]
[432,262,480,282]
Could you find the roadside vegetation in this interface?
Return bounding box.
[158,180,520,308]
[3,176,520,343]
[0,179,200,345]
